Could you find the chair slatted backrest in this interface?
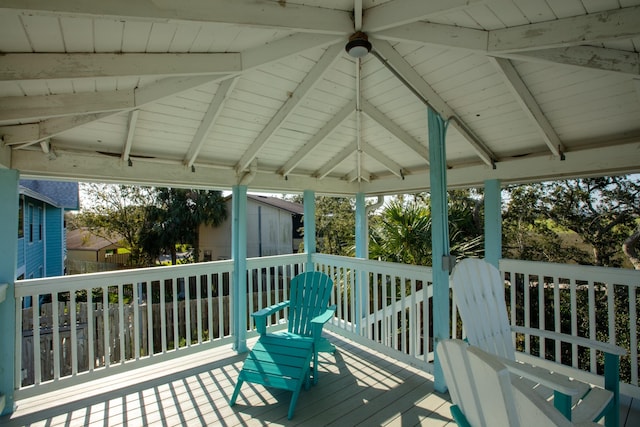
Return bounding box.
[288,271,333,337]
[451,258,516,360]
[466,345,520,427]
[437,339,485,427]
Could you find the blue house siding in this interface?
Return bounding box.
[23,198,45,280]
[17,180,78,282]
[45,206,64,277]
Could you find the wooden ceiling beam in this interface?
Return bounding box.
[0,0,352,34]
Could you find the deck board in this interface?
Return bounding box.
[1,331,638,426]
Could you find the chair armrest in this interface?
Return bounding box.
[251,300,289,335]
[511,325,627,356]
[497,356,585,396]
[310,305,336,342]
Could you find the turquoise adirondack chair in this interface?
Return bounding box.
[230,271,335,419]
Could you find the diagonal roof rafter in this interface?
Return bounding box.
[489,57,565,158]
[184,77,238,169]
[235,43,344,174]
[371,39,496,167]
[278,99,355,178]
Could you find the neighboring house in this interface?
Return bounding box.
[17,179,79,282]
[66,228,129,274]
[199,195,303,261]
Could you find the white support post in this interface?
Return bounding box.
[428,108,450,393]
[0,169,19,415]
[484,179,502,268]
[231,185,248,353]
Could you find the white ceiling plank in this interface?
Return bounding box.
[489,57,565,157]
[0,91,134,122]
[374,21,488,52]
[184,77,238,168]
[363,0,488,32]
[0,53,242,81]
[361,141,404,178]
[371,39,496,166]
[0,113,113,144]
[241,34,343,71]
[235,43,343,173]
[278,99,355,177]
[508,46,640,76]
[315,143,355,179]
[122,109,139,163]
[488,5,640,53]
[1,0,352,34]
[361,99,428,164]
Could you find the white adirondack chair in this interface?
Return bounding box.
[450,258,626,426]
[437,339,601,427]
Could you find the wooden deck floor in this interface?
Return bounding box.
[2,331,638,426]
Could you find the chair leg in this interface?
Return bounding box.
[229,377,244,407]
[288,384,303,420]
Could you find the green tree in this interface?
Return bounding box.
[504,176,640,267]
[139,188,227,264]
[71,183,155,266]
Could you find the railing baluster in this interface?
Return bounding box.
[33,295,41,385]
[118,284,125,364]
[146,282,153,356]
[172,279,178,351]
[196,274,202,345]
[132,283,139,360]
[70,290,77,376]
[588,279,596,373]
[553,274,561,363]
[570,278,578,368]
[630,286,638,386]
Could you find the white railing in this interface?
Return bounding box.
[13,254,639,400]
[498,259,640,398]
[312,254,435,366]
[15,260,234,398]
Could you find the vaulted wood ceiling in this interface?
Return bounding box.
[1,0,639,195]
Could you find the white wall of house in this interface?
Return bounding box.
[199,197,296,261]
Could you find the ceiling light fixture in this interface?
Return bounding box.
[345,31,371,58]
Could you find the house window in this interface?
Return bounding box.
[18,197,24,238]
[28,204,34,243]
[38,207,43,241]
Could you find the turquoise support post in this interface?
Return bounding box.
[428,107,450,393]
[231,185,248,353]
[355,192,367,332]
[0,169,19,415]
[303,190,316,272]
[484,179,502,269]
[604,351,620,427]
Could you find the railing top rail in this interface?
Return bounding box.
[500,258,640,285]
[312,253,433,278]
[246,253,307,269]
[15,259,235,297]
